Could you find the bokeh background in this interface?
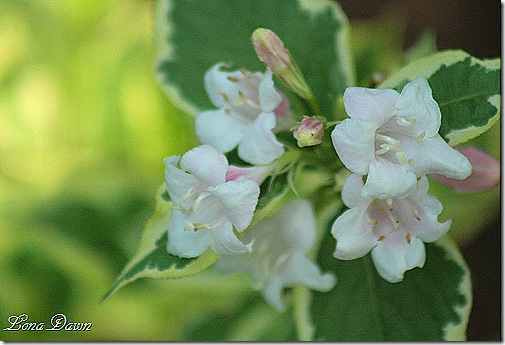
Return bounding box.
[0,0,500,341]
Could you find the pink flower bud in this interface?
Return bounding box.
[431,147,500,193]
[252,28,313,100]
[293,117,324,148]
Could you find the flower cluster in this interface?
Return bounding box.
[330,77,473,282]
[161,28,495,310]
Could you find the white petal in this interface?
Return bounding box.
[195,108,243,153]
[164,156,198,205]
[331,119,377,175]
[408,195,451,243]
[341,173,370,208]
[209,219,253,256]
[400,133,472,179]
[238,112,284,165]
[363,158,417,199]
[167,210,212,258]
[204,64,244,107]
[209,180,260,231]
[180,145,228,187]
[332,207,377,260]
[271,199,317,252]
[396,77,441,137]
[261,253,335,312]
[261,274,286,311]
[371,232,425,283]
[258,68,282,112]
[279,252,336,291]
[344,87,399,125]
[226,165,272,185]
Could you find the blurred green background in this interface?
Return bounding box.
[0,0,500,341]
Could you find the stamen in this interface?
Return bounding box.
[386,199,393,211]
[238,91,261,110]
[411,208,421,221]
[417,131,426,143]
[239,68,253,78]
[192,192,211,213]
[224,108,231,115]
[184,221,195,232]
[406,231,412,244]
[396,152,407,165]
[227,76,240,83]
[376,134,400,148]
[377,235,386,241]
[396,116,416,127]
[219,92,230,104]
[370,219,378,226]
[408,159,414,166]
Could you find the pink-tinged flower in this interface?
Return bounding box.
[195,64,290,165]
[226,165,273,185]
[293,117,324,147]
[164,145,260,258]
[215,199,336,311]
[332,174,450,283]
[431,146,500,193]
[251,28,312,100]
[331,77,472,199]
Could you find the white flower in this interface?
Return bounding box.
[331,77,472,199]
[195,64,289,165]
[214,199,336,311]
[332,173,451,283]
[164,145,260,258]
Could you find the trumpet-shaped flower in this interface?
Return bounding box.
[164,145,260,258]
[215,199,336,311]
[331,77,472,199]
[332,174,451,283]
[195,64,289,165]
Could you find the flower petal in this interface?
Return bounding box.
[332,207,377,260]
[258,68,282,113]
[341,173,370,208]
[331,118,377,175]
[396,77,441,137]
[407,194,451,243]
[209,180,260,232]
[195,108,243,153]
[400,133,472,179]
[209,219,253,256]
[204,64,244,107]
[363,158,417,199]
[371,232,426,283]
[238,112,284,165]
[179,145,228,187]
[343,87,399,125]
[431,146,500,193]
[226,165,272,185]
[164,156,198,205]
[167,210,212,258]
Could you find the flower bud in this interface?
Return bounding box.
[293,117,324,148]
[431,146,500,193]
[252,28,313,100]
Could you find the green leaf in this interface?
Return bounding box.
[103,183,219,300]
[311,231,472,341]
[184,294,297,341]
[156,0,354,120]
[380,50,500,146]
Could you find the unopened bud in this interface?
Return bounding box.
[293,117,324,148]
[431,147,500,193]
[252,28,313,100]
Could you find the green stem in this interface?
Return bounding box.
[292,285,315,341]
